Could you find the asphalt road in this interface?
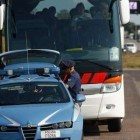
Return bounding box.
[84,69,140,140]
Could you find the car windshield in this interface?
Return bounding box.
[0,82,70,106]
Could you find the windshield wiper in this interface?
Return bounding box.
[11,8,17,38]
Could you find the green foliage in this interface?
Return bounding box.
[57,10,70,19]
[124,22,135,34]
[123,52,140,68]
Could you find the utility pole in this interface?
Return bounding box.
[134,25,137,40]
[137,26,140,41]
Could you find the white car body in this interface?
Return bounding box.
[124,43,137,53]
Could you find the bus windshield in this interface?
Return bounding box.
[7,0,121,67]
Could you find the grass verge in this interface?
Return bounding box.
[123,52,140,68]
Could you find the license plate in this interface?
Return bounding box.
[41,130,60,138]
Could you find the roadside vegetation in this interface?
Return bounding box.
[123,51,140,68]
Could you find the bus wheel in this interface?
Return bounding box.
[107,118,122,132]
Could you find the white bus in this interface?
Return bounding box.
[0,0,130,132]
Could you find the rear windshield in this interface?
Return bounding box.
[126,44,135,47]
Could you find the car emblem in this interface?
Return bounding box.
[26,121,32,128]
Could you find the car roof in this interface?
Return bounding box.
[125,43,135,45]
[0,61,61,85]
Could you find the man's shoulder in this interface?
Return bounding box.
[71,71,80,79]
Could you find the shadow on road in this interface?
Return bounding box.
[83,120,110,136]
[83,120,100,136]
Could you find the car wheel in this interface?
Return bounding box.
[108,118,122,132]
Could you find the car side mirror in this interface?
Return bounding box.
[75,93,86,103]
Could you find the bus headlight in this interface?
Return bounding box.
[101,76,122,93]
[101,83,121,93]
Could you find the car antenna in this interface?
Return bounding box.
[25,31,30,76]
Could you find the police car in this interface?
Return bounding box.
[0,49,85,140]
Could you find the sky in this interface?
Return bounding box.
[130,15,140,25]
[34,0,92,12]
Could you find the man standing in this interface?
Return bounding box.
[0,57,6,69]
[60,60,81,100]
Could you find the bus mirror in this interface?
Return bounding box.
[0,1,6,30]
[119,0,130,25]
[120,26,124,49]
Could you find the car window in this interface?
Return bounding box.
[0,82,70,106]
[126,44,135,47]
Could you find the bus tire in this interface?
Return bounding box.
[107,118,122,132]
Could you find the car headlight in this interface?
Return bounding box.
[0,125,19,132]
[58,121,73,128]
[64,121,73,128]
[0,126,8,132]
[58,122,65,128]
[52,123,59,129]
[101,76,121,93]
[41,121,73,130]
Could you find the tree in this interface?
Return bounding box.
[124,22,135,34]
[57,10,70,19]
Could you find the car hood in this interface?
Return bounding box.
[0,103,74,126]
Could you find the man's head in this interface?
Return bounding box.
[48,6,56,16]
[60,60,75,74]
[76,3,85,15]
[1,57,7,66]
